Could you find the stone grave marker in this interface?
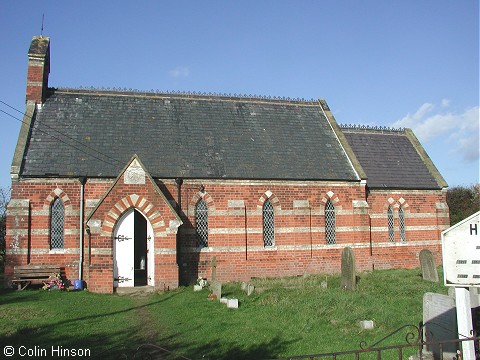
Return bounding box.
[419,249,439,282]
[423,292,457,359]
[359,320,374,330]
[246,283,255,296]
[227,298,238,309]
[320,276,328,289]
[211,256,217,282]
[211,281,222,300]
[341,247,356,291]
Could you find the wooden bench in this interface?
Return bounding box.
[12,265,65,290]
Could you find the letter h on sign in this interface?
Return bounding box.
[470,223,478,236]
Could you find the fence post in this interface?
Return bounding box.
[454,287,475,360]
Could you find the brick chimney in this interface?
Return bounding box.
[26,36,50,104]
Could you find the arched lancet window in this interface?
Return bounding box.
[325,200,336,245]
[387,206,395,242]
[195,199,208,247]
[399,206,406,242]
[263,198,275,248]
[50,198,65,249]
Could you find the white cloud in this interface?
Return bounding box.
[393,102,479,162]
[441,98,450,107]
[168,66,190,78]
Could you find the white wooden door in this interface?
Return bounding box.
[147,220,154,286]
[113,209,135,287]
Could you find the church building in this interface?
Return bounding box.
[5,36,449,293]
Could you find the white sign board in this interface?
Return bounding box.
[441,211,480,287]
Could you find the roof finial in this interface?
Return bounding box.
[41,13,44,36]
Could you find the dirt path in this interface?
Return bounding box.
[132,296,161,343]
[129,296,192,359]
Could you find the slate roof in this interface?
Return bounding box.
[19,89,359,181]
[341,127,443,189]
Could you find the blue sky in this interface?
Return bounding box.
[0,1,478,190]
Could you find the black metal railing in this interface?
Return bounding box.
[281,323,479,360]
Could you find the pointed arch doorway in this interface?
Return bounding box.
[113,208,154,288]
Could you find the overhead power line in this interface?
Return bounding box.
[0,100,123,168]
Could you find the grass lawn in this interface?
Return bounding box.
[0,268,447,359]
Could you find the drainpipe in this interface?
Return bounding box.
[365,184,374,269]
[175,178,183,266]
[86,226,91,266]
[78,177,87,281]
[309,206,313,258]
[244,205,248,260]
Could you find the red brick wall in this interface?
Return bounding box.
[26,57,48,104]
[174,181,447,284]
[367,189,448,270]
[5,177,449,292]
[173,180,371,283]
[5,180,82,286]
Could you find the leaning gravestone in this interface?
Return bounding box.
[419,249,439,282]
[423,292,457,359]
[341,247,356,291]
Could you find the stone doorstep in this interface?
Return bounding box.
[115,286,155,296]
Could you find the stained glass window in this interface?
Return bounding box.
[325,200,336,245]
[195,199,208,247]
[50,198,64,249]
[388,206,395,242]
[399,206,406,242]
[263,199,275,248]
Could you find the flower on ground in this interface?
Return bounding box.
[196,277,208,288]
[42,273,65,290]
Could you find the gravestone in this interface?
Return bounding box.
[419,249,439,282]
[359,320,374,330]
[208,256,220,298]
[211,256,217,282]
[211,281,222,300]
[227,298,238,309]
[423,292,457,359]
[246,283,255,296]
[341,247,356,291]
